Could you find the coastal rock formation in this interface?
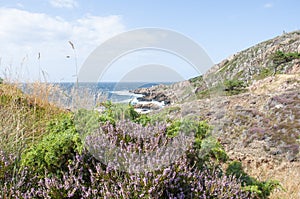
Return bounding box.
[133,87,171,104]
[133,103,161,110]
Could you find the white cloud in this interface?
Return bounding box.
[16,3,24,8]
[0,8,125,81]
[264,3,273,8]
[49,0,78,9]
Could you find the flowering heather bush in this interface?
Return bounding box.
[1,150,254,198]
[85,119,193,173]
[0,113,277,198]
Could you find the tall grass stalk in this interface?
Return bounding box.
[68,41,78,87]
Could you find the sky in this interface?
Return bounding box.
[0,0,299,82]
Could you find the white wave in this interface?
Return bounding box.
[110,90,144,97]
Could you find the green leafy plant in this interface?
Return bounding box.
[21,114,82,175]
[74,109,102,137]
[199,137,228,163]
[255,67,273,80]
[223,79,246,95]
[271,51,300,74]
[226,160,282,198]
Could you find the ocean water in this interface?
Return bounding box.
[21,82,173,110]
[56,82,173,103]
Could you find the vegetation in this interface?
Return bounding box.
[21,114,83,175]
[271,51,300,65]
[0,82,280,198]
[254,67,273,80]
[195,78,247,99]
[223,78,247,95]
[226,161,282,199]
[271,51,300,74]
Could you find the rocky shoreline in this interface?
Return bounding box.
[130,86,172,113]
[132,87,171,104]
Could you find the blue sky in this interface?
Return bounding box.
[0,0,299,82]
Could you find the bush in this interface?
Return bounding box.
[226,160,282,198]
[272,51,300,65]
[21,114,83,174]
[0,77,3,84]
[223,79,246,95]
[0,99,279,198]
[2,150,254,199]
[271,51,300,74]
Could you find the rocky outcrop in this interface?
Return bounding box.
[133,103,161,110]
[133,80,198,104]
[204,31,300,87]
[133,86,171,104]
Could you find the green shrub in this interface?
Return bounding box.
[272,51,300,65]
[165,119,211,139]
[199,136,228,163]
[255,67,273,80]
[74,109,103,138]
[226,160,282,198]
[97,101,142,123]
[0,77,3,84]
[134,114,151,126]
[271,51,300,74]
[166,119,229,169]
[21,114,83,175]
[223,79,246,95]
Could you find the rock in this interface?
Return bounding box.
[133,87,171,104]
[134,103,160,110]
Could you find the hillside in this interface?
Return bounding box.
[134,31,300,103]
[134,31,300,162]
[136,31,300,198]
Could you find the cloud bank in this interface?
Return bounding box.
[0,7,125,81]
[49,0,78,9]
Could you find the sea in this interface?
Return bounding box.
[22,82,173,108]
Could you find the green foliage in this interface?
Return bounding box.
[134,114,151,126]
[21,114,82,175]
[166,119,229,168]
[166,119,211,139]
[199,137,228,162]
[74,109,102,137]
[194,120,211,140]
[127,103,140,120]
[255,67,273,80]
[270,51,300,75]
[189,75,203,83]
[0,94,12,105]
[272,51,288,65]
[226,160,282,198]
[0,77,3,84]
[272,51,300,65]
[223,79,246,95]
[189,75,204,88]
[166,120,181,137]
[98,101,142,123]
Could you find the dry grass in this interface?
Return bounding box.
[0,82,65,155]
[249,74,300,95]
[242,159,300,199]
[0,80,107,155]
